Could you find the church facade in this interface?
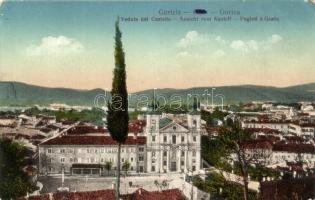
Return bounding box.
[144,112,201,173]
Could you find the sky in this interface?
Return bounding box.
[0,0,315,92]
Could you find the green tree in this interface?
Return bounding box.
[106,18,129,200]
[201,135,231,171]
[104,161,112,176]
[122,160,130,176]
[193,172,258,200]
[0,138,36,199]
[217,123,253,200]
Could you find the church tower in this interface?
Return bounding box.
[187,98,201,131]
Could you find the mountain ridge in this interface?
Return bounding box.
[0,81,314,106]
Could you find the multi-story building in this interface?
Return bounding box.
[145,111,201,173]
[241,120,290,133]
[288,123,315,138]
[39,134,146,175]
[38,112,202,175]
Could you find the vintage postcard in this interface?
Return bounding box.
[0,0,314,200]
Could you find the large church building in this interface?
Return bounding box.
[145,111,201,173]
[38,111,201,175]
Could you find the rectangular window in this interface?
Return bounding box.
[181,151,185,157]
[193,136,197,142]
[163,161,167,166]
[60,149,65,153]
[181,136,185,142]
[172,135,176,144]
[163,136,167,143]
[139,155,144,161]
[163,151,167,157]
[152,136,156,142]
[139,147,144,152]
[151,166,155,172]
[131,157,133,162]
[181,161,184,166]
[60,157,65,163]
[47,148,52,153]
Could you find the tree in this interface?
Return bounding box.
[193,172,258,200]
[0,137,37,199]
[217,123,271,200]
[122,160,130,176]
[104,161,112,176]
[218,123,251,200]
[106,18,129,200]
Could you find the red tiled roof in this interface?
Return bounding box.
[241,140,273,150]
[128,120,146,133]
[243,120,290,124]
[257,135,281,143]
[244,128,280,134]
[121,188,187,200]
[53,190,116,200]
[41,135,146,146]
[67,125,108,135]
[18,189,186,200]
[260,177,315,200]
[273,142,315,154]
[18,190,116,200]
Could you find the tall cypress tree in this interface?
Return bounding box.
[107,18,129,199]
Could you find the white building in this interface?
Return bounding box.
[38,112,202,175]
[288,123,315,138]
[241,120,290,133]
[39,134,146,175]
[145,111,201,173]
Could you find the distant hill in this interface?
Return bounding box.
[0,81,314,107]
[0,81,104,106]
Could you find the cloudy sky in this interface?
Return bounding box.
[0,0,314,92]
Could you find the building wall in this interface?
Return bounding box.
[242,122,289,133]
[38,144,145,174]
[271,151,315,166]
[146,113,201,173]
